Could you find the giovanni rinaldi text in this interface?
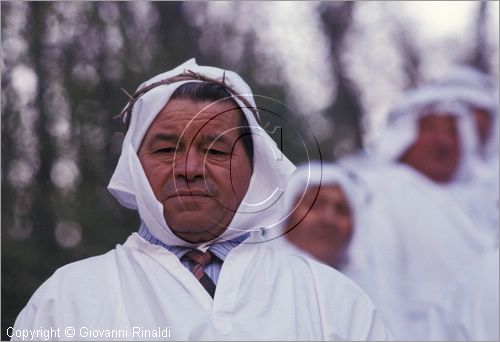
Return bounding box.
[7,325,172,340]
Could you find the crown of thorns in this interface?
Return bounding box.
[117,69,260,131]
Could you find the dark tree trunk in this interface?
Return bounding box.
[319,2,364,158]
[468,1,490,73]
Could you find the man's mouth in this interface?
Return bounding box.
[167,190,212,199]
[431,149,452,161]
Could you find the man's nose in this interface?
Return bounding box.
[174,150,204,181]
[433,131,456,150]
[321,207,338,226]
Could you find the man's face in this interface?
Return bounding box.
[286,185,354,268]
[400,114,460,183]
[138,98,253,243]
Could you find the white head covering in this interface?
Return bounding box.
[430,65,499,161]
[108,58,296,248]
[280,161,366,228]
[431,64,498,95]
[266,161,372,270]
[372,85,480,182]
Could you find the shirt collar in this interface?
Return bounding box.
[137,222,249,261]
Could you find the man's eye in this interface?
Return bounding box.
[336,204,350,216]
[207,149,227,156]
[155,147,176,154]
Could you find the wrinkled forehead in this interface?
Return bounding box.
[125,77,259,151]
[417,112,457,126]
[295,183,345,204]
[291,184,353,218]
[143,98,245,139]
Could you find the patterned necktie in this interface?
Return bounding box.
[182,249,216,297]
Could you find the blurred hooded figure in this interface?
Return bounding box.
[270,162,359,269]
[267,163,371,268]
[426,248,499,341]
[428,65,499,240]
[266,162,397,335]
[12,59,390,341]
[338,85,497,340]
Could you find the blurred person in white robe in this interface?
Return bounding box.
[339,85,497,340]
[266,162,369,269]
[266,162,398,337]
[11,59,391,341]
[425,248,499,341]
[429,65,499,241]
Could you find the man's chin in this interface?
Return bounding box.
[168,222,227,244]
[426,169,455,183]
[164,213,229,240]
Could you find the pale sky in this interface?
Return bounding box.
[402,2,476,38]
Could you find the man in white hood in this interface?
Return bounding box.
[11,59,390,341]
[340,86,497,340]
[267,162,371,274]
[429,65,499,240]
[267,162,393,327]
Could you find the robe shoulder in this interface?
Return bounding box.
[263,243,374,299]
[12,245,127,331]
[257,245,392,340]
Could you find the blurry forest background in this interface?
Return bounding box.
[1,1,498,336]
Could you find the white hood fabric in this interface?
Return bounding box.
[280,162,365,222]
[432,64,498,91]
[108,58,296,248]
[430,64,499,162]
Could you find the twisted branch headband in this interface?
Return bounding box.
[117,69,260,131]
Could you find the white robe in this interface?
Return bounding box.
[445,172,499,246]
[426,249,499,341]
[350,163,495,340]
[12,233,391,341]
[341,81,498,340]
